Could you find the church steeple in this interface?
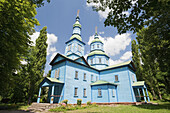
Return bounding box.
[65,10,85,60]
[87,27,109,69]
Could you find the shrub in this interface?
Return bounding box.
[77,99,82,105]
[87,101,91,106]
[62,99,68,105]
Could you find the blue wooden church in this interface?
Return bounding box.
[37,12,150,104]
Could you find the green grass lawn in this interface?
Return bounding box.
[59,101,170,113]
[0,103,30,110]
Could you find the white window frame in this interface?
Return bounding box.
[98,88,102,96]
[115,75,118,82]
[75,71,78,79]
[74,87,78,96]
[83,88,86,97]
[83,73,86,80]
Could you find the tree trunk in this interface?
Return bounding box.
[157,87,162,100]
[151,87,157,100]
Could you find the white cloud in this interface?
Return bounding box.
[86,1,111,19]
[120,51,132,60]
[50,52,57,61]
[109,51,132,66]
[109,59,123,66]
[30,31,58,56]
[98,7,110,19]
[88,33,131,56]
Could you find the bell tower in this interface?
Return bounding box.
[65,10,85,60]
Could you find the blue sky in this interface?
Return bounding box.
[29,0,137,75]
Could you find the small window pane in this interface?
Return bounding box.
[115,75,118,81]
[56,69,60,79]
[68,44,71,51]
[55,70,58,78]
[84,89,86,96]
[112,89,115,96]
[74,88,78,96]
[91,75,93,82]
[91,59,93,64]
[96,76,98,81]
[97,44,99,48]
[98,88,101,96]
[93,45,95,49]
[78,44,81,52]
[84,73,86,80]
[75,71,78,79]
[99,58,101,64]
[132,74,135,82]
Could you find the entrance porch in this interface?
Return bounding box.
[132,81,150,103]
[37,77,64,104]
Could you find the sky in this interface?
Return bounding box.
[29,0,137,75]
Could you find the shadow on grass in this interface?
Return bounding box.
[133,103,170,110]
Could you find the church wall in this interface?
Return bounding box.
[51,61,66,83]
[63,61,99,104]
[100,67,134,102]
[91,85,109,103]
[91,85,117,103]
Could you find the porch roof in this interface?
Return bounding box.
[39,77,64,87]
[91,80,118,86]
[132,81,145,87]
[46,77,64,83]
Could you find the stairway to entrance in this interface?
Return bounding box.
[28,103,58,112]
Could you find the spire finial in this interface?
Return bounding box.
[77,10,80,17]
[95,26,97,34]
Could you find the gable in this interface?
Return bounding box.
[74,57,89,66]
[50,53,66,65]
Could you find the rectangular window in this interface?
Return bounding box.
[97,44,99,48]
[74,88,78,96]
[106,59,108,64]
[99,58,101,64]
[91,75,93,82]
[68,44,71,51]
[75,71,78,79]
[96,76,98,81]
[55,70,58,78]
[132,74,135,82]
[115,75,118,82]
[83,88,86,97]
[112,89,115,96]
[78,44,81,52]
[98,88,102,96]
[93,45,95,49]
[56,68,60,79]
[83,73,86,80]
[91,59,93,64]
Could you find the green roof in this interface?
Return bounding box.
[70,34,82,41]
[104,60,131,70]
[91,80,118,86]
[46,77,63,83]
[132,81,145,86]
[88,50,108,57]
[91,38,103,43]
[73,21,81,28]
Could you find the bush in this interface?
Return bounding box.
[77,99,82,105]
[87,101,91,105]
[62,99,68,105]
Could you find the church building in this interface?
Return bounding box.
[37,11,150,104]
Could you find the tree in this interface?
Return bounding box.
[0,0,39,97]
[87,0,170,34]
[27,26,48,104]
[132,27,170,100]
